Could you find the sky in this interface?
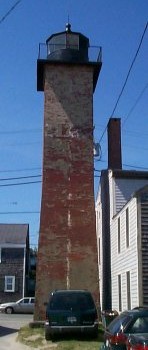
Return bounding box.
[0,0,147,248]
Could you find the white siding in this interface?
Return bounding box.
[111,197,139,312]
[96,170,148,312]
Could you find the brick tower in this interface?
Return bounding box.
[34,24,102,320]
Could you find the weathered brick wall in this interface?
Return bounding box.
[34,63,99,320]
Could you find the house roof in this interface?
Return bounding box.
[133,184,148,197]
[111,169,148,179]
[0,224,29,244]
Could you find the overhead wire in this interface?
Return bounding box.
[0,211,39,214]
[95,161,148,170]
[110,22,148,118]
[122,82,148,126]
[0,167,41,174]
[0,180,41,187]
[0,0,22,25]
[98,22,148,145]
[0,175,41,181]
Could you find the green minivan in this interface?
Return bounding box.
[45,289,98,340]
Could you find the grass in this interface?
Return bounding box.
[18,324,104,350]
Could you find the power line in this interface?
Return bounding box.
[0,180,41,188]
[0,175,41,182]
[123,129,148,137]
[0,167,41,174]
[123,163,148,170]
[0,0,22,25]
[110,22,148,118]
[98,22,148,144]
[98,126,107,144]
[123,82,148,125]
[0,211,39,214]
[94,169,101,172]
[95,158,148,171]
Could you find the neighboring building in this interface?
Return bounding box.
[111,185,148,311]
[35,24,102,320]
[0,224,29,303]
[96,118,148,312]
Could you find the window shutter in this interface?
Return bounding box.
[0,277,4,292]
[15,277,19,292]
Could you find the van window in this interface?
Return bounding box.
[49,292,95,311]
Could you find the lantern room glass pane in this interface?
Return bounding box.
[47,33,79,56]
[66,34,79,50]
[47,34,66,55]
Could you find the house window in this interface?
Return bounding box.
[118,217,121,253]
[5,276,15,292]
[126,271,131,309]
[126,208,129,247]
[118,274,122,312]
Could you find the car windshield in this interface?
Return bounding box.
[107,314,132,333]
[16,298,29,304]
[49,292,95,311]
[16,299,23,304]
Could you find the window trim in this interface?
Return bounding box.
[5,276,15,292]
[118,217,121,253]
[126,270,131,309]
[118,274,122,312]
[126,207,129,247]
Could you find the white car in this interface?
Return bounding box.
[0,297,35,314]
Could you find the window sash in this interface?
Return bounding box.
[5,276,15,292]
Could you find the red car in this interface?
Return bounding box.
[101,308,148,350]
[127,334,148,350]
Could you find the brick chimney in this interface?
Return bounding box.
[107,118,122,169]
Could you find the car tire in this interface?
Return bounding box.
[5,307,14,314]
[45,329,51,341]
[93,329,99,339]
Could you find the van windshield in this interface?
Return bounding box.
[49,292,95,311]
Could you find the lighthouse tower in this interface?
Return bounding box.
[34,24,102,320]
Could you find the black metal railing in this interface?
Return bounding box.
[38,43,102,63]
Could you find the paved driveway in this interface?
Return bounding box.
[0,313,33,350]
